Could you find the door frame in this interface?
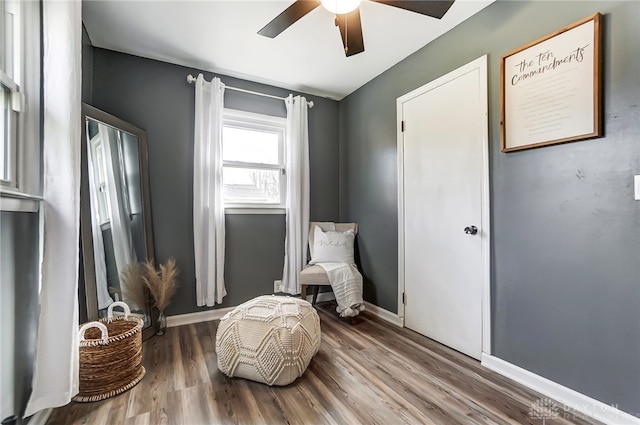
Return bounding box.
[396,55,491,355]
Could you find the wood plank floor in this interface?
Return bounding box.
[48,301,602,425]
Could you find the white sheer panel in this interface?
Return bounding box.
[281,95,310,295]
[24,0,82,417]
[193,74,227,306]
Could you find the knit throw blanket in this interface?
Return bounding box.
[318,263,365,317]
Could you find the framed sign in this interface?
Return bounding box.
[500,13,602,152]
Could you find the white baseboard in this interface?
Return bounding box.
[27,408,52,425]
[165,296,404,329]
[166,306,235,328]
[304,294,403,327]
[481,354,640,425]
[363,301,404,327]
[304,293,404,327]
[166,292,336,328]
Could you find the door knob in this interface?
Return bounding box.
[464,225,478,235]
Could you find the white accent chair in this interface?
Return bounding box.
[299,222,358,304]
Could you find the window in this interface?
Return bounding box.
[0,0,40,207]
[88,129,111,225]
[222,109,286,209]
[1,0,20,187]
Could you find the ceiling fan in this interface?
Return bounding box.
[258,0,455,57]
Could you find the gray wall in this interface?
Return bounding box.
[90,49,340,315]
[339,0,639,416]
[1,212,40,421]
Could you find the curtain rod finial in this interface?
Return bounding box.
[308,100,314,109]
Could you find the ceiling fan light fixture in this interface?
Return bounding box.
[320,0,362,15]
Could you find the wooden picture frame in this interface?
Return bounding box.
[500,13,602,152]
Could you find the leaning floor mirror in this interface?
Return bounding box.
[80,104,157,340]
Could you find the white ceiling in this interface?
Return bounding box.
[83,0,494,100]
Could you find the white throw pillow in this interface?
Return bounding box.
[309,226,355,264]
[308,222,336,258]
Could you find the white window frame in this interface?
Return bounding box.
[88,131,111,225]
[0,0,42,212]
[1,0,21,189]
[222,109,286,214]
[0,73,18,188]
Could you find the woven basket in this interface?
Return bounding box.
[73,302,146,402]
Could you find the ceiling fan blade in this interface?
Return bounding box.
[336,8,364,57]
[371,0,455,19]
[258,0,321,38]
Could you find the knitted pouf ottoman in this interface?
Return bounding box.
[216,295,321,386]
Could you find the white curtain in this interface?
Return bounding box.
[193,74,227,306]
[282,95,310,295]
[102,126,136,278]
[86,142,114,309]
[24,0,82,417]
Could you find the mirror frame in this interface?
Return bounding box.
[80,103,157,340]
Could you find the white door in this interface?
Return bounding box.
[398,57,489,360]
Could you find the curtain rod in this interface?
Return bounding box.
[186,74,314,108]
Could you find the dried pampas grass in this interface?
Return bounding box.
[120,262,147,310]
[143,258,179,312]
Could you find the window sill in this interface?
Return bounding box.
[225,207,285,215]
[0,188,42,212]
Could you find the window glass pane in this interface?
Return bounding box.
[222,126,280,165]
[98,184,110,224]
[3,8,14,79]
[223,167,281,204]
[0,87,8,181]
[93,144,111,223]
[95,144,106,184]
